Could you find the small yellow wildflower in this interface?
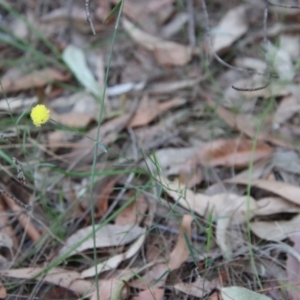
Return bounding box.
[30,104,50,127]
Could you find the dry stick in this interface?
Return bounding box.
[1,193,40,242]
[85,0,96,35]
[200,0,270,92]
[0,189,31,211]
[187,0,196,47]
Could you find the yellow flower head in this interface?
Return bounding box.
[30,104,50,127]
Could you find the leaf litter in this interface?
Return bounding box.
[2,0,300,299]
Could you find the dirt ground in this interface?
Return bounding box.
[1,0,300,299]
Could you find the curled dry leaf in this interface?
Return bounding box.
[1,68,70,93]
[59,224,145,258]
[0,268,93,296]
[250,214,300,241]
[212,5,249,54]
[122,17,196,66]
[255,197,300,216]
[226,178,300,207]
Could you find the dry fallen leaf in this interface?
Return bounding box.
[90,267,150,300]
[268,42,294,81]
[131,214,193,292]
[59,224,145,258]
[51,111,93,128]
[90,277,127,300]
[197,138,273,167]
[272,149,300,177]
[115,0,175,34]
[1,68,70,93]
[286,232,300,299]
[255,197,300,216]
[128,96,186,128]
[250,214,300,241]
[161,178,258,222]
[174,277,218,298]
[40,5,97,33]
[0,96,36,112]
[216,217,234,259]
[0,279,6,299]
[82,176,120,218]
[212,5,249,54]
[0,268,93,296]
[0,191,41,243]
[115,194,148,226]
[81,233,146,278]
[122,17,196,66]
[148,78,203,94]
[273,93,300,128]
[133,289,165,300]
[146,147,198,174]
[226,178,300,207]
[206,96,294,149]
[280,34,300,61]
[67,112,135,164]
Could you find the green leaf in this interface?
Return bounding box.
[62,45,101,97]
[104,0,122,23]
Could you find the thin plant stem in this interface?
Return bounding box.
[89,1,124,299]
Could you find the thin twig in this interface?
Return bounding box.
[232,82,270,91]
[187,0,196,47]
[0,189,31,211]
[85,0,96,35]
[200,0,271,92]
[267,1,300,9]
